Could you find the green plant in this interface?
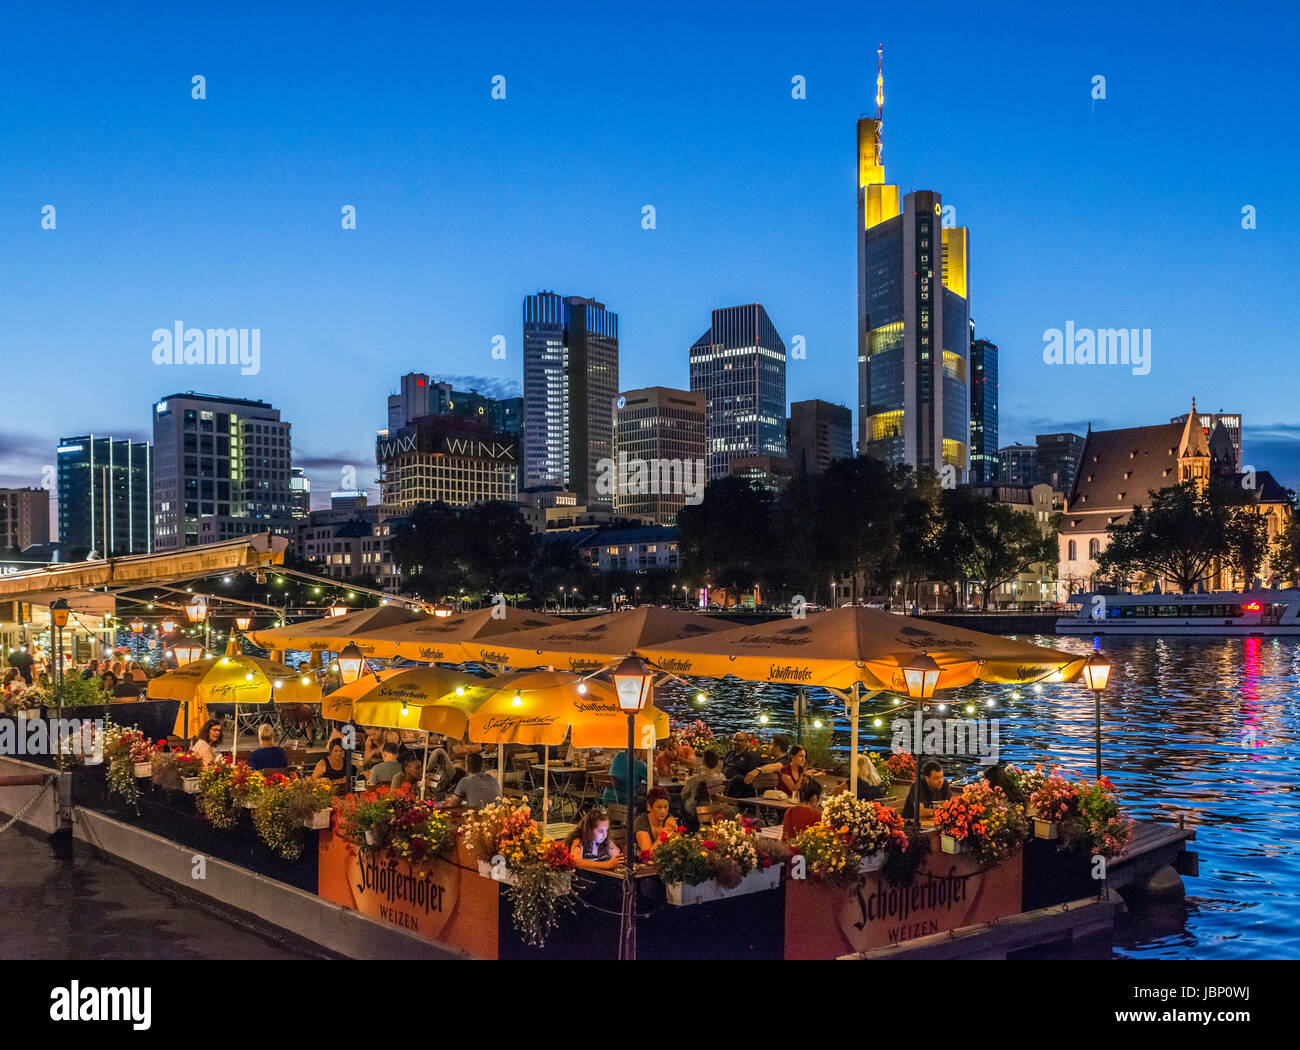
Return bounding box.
[196,762,237,829]
[1070,776,1133,858]
[868,751,892,790]
[52,675,104,709]
[650,833,712,886]
[103,726,147,809]
[801,721,840,773]
[251,775,304,860]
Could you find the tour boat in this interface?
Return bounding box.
[1056,589,1300,636]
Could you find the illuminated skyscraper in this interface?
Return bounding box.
[857,48,972,480]
[689,304,787,480]
[969,335,999,484]
[523,293,619,508]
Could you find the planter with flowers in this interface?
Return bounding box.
[457,798,574,945]
[1028,769,1078,840]
[791,794,909,885]
[867,751,893,791]
[653,818,790,906]
[170,750,204,792]
[103,726,149,808]
[288,778,335,829]
[1070,776,1134,858]
[228,763,265,809]
[675,718,716,756]
[884,751,915,785]
[339,785,453,873]
[196,760,238,829]
[933,782,1028,865]
[1005,764,1047,815]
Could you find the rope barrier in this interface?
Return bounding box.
[0,780,53,835]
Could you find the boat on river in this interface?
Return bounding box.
[1057,589,1300,636]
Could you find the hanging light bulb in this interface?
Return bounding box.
[511,692,523,707]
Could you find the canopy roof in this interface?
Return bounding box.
[345,606,564,662]
[325,666,484,729]
[635,607,1085,692]
[247,605,419,653]
[465,669,669,748]
[462,606,740,672]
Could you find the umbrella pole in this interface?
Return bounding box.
[233,700,238,762]
[849,682,859,797]
[421,730,430,800]
[497,743,504,793]
[543,750,549,830]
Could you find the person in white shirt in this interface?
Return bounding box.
[192,718,224,768]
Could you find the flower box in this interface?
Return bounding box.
[1025,803,1039,818]
[858,852,887,873]
[302,809,332,830]
[940,834,967,855]
[181,777,201,794]
[665,864,782,906]
[133,762,152,778]
[477,858,494,878]
[1033,818,1060,840]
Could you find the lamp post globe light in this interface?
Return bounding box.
[1082,651,1113,778]
[610,655,653,961]
[901,653,942,836]
[234,614,252,632]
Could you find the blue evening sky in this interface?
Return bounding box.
[1,0,1297,511]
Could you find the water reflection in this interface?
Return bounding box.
[654,635,1300,960]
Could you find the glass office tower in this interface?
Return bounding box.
[57,436,153,555]
[969,337,999,483]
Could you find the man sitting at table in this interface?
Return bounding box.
[723,733,762,797]
[443,751,502,810]
[901,760,952,822]
[366,742,403,788]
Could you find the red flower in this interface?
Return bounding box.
[701,840,717,850]
[639,849,652,863]
[658,831,668,842]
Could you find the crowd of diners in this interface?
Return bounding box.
[181,715,988,870]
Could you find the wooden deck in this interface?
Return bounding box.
[1105,817,1198,890]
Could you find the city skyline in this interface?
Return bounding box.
[2,2,1296,513]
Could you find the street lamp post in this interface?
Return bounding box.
[1082,652,1112,778]
[611,655,653,962]
[902,653,942,838]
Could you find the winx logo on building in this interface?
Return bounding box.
[151,322,261,376]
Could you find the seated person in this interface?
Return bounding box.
[443,751,502,809]
[853,754,887,801]
[730,733,792,796]
[565,807,623,870]
[366,742,404,788]
[983,760,1025,805]
[602,748,649,805]
[428,748,464,795]
[901,759,953,822]
[247,724,288,771]
[782,778,823,840]
[191,718,224,768]
[681,749,728,824]
[653,739,676,779]
[392,754,427,792]
[312,738,356,785]
[778,745,821,797]
[722,733,763,797]
[634,787,679,855]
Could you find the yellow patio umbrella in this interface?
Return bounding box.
[466,670,670,821]
[247,604,419,654]
[346,606,566,662]
[461,606,741,672]
[148,652,322,750]
[635,606,1087,795]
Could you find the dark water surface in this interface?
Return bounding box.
[655,634,1300,960]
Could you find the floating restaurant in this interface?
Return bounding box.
[0,535,1197,960]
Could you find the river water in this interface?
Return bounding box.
[654,634,1300,960]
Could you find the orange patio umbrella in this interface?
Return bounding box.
[246,604,420,654]
[466,670,670,819]
[345,606,564,662]
[323,666,485,728]
[461,606,742,672]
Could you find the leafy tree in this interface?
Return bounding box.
[676,477,776,595]
[1095,483,1232,593]
[813,457,905,601]
[1223,508,1272,587]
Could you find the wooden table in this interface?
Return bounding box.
[724,794,797,814]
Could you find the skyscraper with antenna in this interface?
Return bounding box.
[856,46,972,482]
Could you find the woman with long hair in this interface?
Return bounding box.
[564,807,623,870]
[192,718,223,768]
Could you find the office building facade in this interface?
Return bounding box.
[787,399,852,478]
[152,393,295,550]
[689,303,787,480]
[969,337,999,484]
[56,436,152,555]
[1034,432,1085,493]
[376,416,519,511]
[389,372,523,437]
[998,443,1037,487]
[0,488,51,552]
[612,386,706,525]
[857,102,971,480]
[522,293,619,508]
